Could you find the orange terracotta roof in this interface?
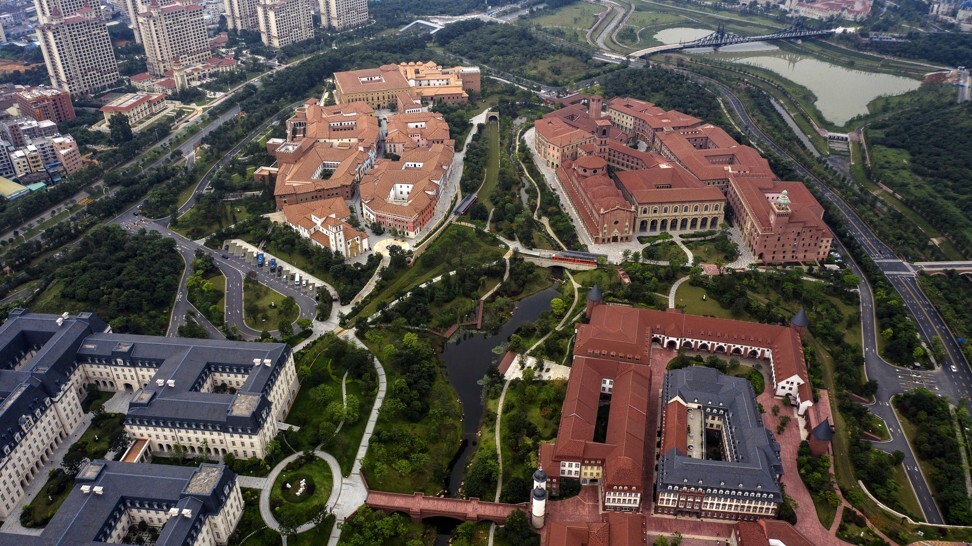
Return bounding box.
[614,160,724,205]
[661,399,688,456]
[334,64,410,95]
[552,357,651,489]
[730,177,830,239]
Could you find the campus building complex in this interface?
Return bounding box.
[534,95,832,263]
[282,197,370,258]
[131,56,239,94]
[537,291,813,525]
[265,100,380,209]
[656,367,784,520]
[535,96,726,244]
[333,61,480,109]
[0,461,244,545]
[358,143,455,237]
[100,92,167,127]
[257,0,314,49]
[320,0,368,30]
[0,310,298,518]
[263,77,460,238]
[137,0,211,76]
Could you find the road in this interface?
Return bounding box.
[700,70,954,524]
[169,100,303,220]
[118,214,319,339]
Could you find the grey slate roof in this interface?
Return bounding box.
[790,309,809,329]
[657,367,784,502]
[811,417,834,441]
[0,460,237,546]
[0,310,291,457]
[587,284,603,302]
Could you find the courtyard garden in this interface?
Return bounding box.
[269,454,333,531]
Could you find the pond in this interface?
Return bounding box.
[430,286,558,545]
[653,27,713,45]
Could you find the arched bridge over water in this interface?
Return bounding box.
[366,491,525,523]
[629,24,838,58]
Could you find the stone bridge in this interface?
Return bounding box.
[365,491,524,523]
[914,262,972,275]
[521,254,598,271]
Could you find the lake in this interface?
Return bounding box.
[707,50,921,125]
[654,27,923,125]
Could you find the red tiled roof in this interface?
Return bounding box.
[661,399,687,456]
[551,357,651,489]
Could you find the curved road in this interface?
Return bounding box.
[700,71,951,524]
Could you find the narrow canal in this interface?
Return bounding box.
[431,286,558,544]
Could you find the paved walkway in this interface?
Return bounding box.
[756,392,853,546]
[324,330,387,546]
[258,450,343,534]
[669,275,691,309]
[672,235,694,264]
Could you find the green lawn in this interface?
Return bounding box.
[175,203,258,240]
[243,279,298,331]
[683,238,732,264]
[20,413,125,528]
[675,283,745,319]
[355,226,505,319]
[232,488,281,546]
[270,457,333,527]
[890,463,924,521]
[292,515,335,545]
[286,335,377,475]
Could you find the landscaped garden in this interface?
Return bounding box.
[20,408,127,528]
[243,275,298,332]
[283,334,378,474]
[270,454,333,532]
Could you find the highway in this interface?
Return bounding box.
[696,70,963,524]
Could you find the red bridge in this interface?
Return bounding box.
[366,491,525,523]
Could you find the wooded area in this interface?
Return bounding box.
[33,226,181,334]
[869,98,972,258]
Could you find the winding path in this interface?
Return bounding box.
[258,451,343,535]
[489,271,581,545]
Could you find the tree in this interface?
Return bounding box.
[109,113,133,144]
[61,450,87,476]
[297,318,312,332]
[496,510,533,543]
[550,297,566,316]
